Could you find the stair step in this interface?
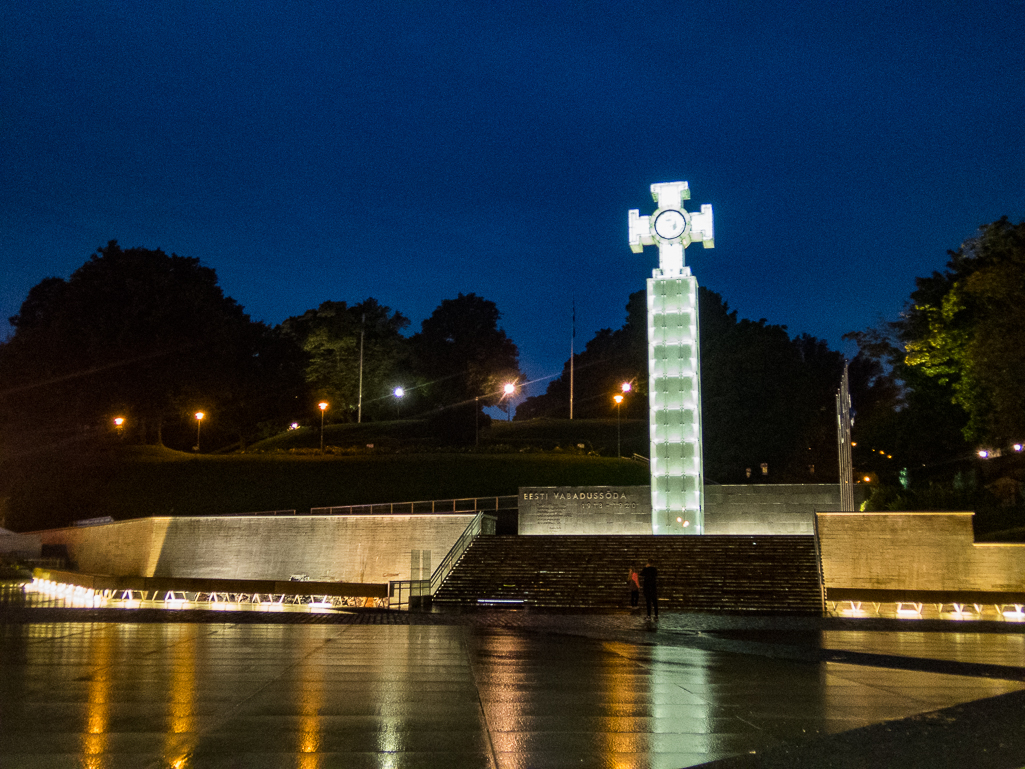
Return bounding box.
[433,535,822,613]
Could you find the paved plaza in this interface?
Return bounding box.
[2,599,1025,768]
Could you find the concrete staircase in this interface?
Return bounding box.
[432,534,823,613]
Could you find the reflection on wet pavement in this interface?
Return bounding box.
[0,610,1023,768]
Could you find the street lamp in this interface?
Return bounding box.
[393,387,404,418]
[318,402,328,454]
[613,394,624,457]
[503,382,516,422]
[194,412,204,452]
[113,417,125,440]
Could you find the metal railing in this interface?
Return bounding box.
[313,495,517,516]
[389,511,497,609]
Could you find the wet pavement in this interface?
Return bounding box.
[2,599,1025,768]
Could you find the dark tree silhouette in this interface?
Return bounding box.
[410,293,521,411]
[0,241,304,451]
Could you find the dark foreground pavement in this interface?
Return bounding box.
[2,597,1024,768]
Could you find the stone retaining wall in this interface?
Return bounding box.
[34,515,476,583]
[518,483,865,535]
[817,511,1025,592]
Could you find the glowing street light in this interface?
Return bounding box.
[614,393,625,457]
[113,416,125,440]
[194,412,204,452]
[318,402,328,454]
[393,387,404,418]
[503,382,516,422]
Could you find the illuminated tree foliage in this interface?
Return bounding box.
[902,217,1025,445]
[281,298,411,421]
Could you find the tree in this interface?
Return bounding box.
[902,217,1025,446]
[518,291,647,421]
[844,322,968,475]
[281,298,411,422]
[518,288,846,481]
[410,293,520,412]
[698,291,845,483]
[0,241,301,450]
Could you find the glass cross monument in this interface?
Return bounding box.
[629,182,714,534]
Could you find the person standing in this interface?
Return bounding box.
[640,560,658,620]
[628,567,640,608]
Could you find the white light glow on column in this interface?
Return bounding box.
[630,181,713,535]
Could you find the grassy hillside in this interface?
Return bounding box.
[1,419,650,532]
[247,416,649,456]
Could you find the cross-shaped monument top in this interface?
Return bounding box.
[629,181,714,277]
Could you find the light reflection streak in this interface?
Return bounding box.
[296,632,323,768]
[82,626,116,768]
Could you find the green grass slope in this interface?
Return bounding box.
[2,437,650,532]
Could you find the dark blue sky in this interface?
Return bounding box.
[3,1,1023,400]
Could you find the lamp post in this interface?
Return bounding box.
[318,402,328,454]
[393,387,404,419]
[503,382,516,422]
[613,395,624,457]
[194,412,204,452]
[114,416,125,441]
[615,383,631,458]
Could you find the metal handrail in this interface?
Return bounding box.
[387,510,497,609]
[312,495,516,516]
[430,511,496,594]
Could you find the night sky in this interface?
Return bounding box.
[3,1,1024,401]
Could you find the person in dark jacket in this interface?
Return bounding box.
[640,560,658,620]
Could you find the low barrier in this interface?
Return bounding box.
[825,586,1025,621]
[312,495,517,516]
[31,568,389,610]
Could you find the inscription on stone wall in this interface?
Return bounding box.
[519,486,652,535]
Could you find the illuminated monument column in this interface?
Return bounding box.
[629,182,714,534]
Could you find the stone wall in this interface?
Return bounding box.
[518,487,651,535]
[0,529,41,559]
[519,484,862,536]
[704,484,865,535]
[817,511,1025,592]
[34,514,477,583]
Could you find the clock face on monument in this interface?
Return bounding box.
[652,209,687,241]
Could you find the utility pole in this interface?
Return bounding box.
[569,301,575,420]
[357,313,365,423]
